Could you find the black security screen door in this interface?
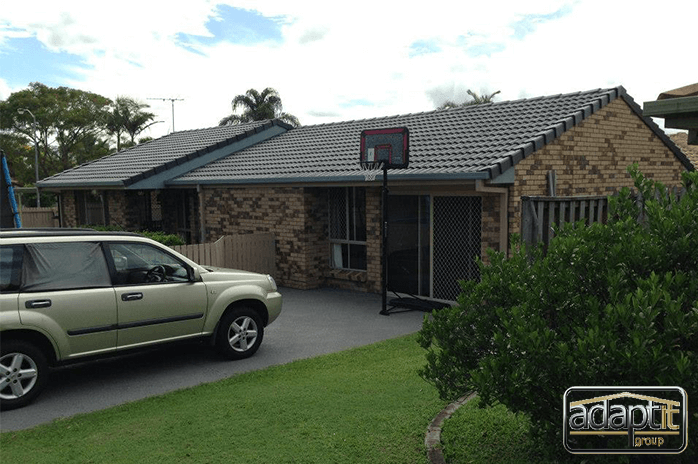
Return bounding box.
[387,195,430,297]
[432,196,481,301]
[387,195,481,301]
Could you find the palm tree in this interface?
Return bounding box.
[219,87,300,127]
[106,97,158,151]
[437,89,501,110]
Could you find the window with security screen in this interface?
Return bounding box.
[328,187,367,271]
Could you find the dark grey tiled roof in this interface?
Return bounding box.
[39,120,286,187]
[40,86,692,189]
[174,86,681,185]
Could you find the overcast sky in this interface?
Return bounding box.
[1,0,696,140]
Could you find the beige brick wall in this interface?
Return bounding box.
[60,192,78,228]
[365,187,383,293]
[509,98,687,237]
[203,186,328,290]
[480,193,502,263]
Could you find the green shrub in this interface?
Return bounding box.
[132,230,184,246]
[418,166,698,460]
[81,225,185,246]
[441,396,553,464]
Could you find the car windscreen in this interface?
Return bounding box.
[21,242,112,292]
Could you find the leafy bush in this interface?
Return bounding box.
[137,230,185,246]
[418,166,698,460]
[441,396,552,463]
[81,225,185,246]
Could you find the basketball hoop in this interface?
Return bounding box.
[359,160,384,182]
[358,127,410,316]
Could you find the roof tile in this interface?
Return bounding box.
[40,86,692,187]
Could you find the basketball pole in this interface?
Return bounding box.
[380,165,389,316]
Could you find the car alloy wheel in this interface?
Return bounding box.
[216,307,264,360]
[227,315,259,352]
[0,341,49,410]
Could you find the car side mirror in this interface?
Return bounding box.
[189,265,201,282]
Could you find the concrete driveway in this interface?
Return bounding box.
[0,287,426,432]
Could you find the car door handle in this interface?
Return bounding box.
[121,292,143,302]
[25,299,52,309]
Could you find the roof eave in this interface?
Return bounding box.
[166,170,490,187]
[36,180,126,190]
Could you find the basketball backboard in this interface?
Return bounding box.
[360,127,409,169]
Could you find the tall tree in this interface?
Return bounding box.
[438,89,501,110]
[0,132,34,186]
[219,87,300,127]
[0,82,112,178]
[106,96,157,151]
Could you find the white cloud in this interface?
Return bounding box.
[1,0,696,140]
[0,77,12,100]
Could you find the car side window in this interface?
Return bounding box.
[0,245,23,293]
[21,242,112,292]
[107,242,190,285]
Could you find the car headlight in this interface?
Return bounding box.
[267,275,277,292]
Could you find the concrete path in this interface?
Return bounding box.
[0,287,426,432]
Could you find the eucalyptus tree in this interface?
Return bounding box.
[0,82,112,177]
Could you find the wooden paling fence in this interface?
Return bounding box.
[521,195,608,249]
[20,207,59,228]
[521,186,687,249]
[172,233,276,277]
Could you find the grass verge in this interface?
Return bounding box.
[1,334,444,464]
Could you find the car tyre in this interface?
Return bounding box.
[215,307,264,360]
[0,340,49,410]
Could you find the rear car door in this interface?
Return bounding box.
[17,241,118,359]
[105,242,207,350]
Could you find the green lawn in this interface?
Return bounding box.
[1,334,446,464]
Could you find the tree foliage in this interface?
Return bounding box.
[0,82,112,180]
[418,166,698,460]
[106,97,157,151]
[438,89,501,110]
[219,87,300,127]
[0,132,34,185]
[0,83,158,185]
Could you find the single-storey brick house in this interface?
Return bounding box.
[38,86,692,301]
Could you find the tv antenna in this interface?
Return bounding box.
[147,97,184,132]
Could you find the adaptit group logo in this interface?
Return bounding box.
[563,386,688,454]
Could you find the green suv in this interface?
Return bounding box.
[0,229,282,410]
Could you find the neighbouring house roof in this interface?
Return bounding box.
[39,86,692,190]
[644,83,698,138]
[38,120,292,189]
[671,132,698,168]
[658,83,698,100]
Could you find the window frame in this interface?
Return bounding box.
[75,190,106,226]
[103,241,194,286]
[0,245,24,293]
[328,187,367,271]
[19,241,113,293]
